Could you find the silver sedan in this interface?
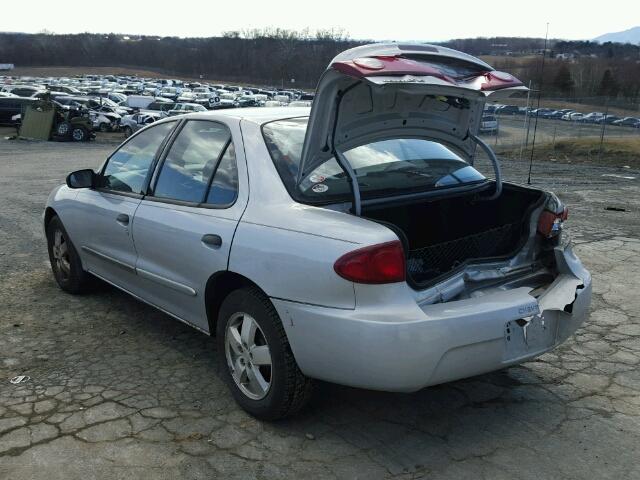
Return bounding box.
[44,44,591,419]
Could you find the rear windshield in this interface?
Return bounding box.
[262,117,486,203]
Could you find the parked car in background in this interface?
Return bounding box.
[0,96,39,124]
[159,87,181,100]
[598,115,620,124]
[479,114,499,135]
[288,100,312,107]
[272,94,290,104]
[142,99,176,115]
[1,84,45,97]
[32,91,70,100]
[548,109,573,119]
[177,91,197,103]
[495,104,520,115]
[89,110,121,132]
[167,102,207,116]
[264,100,287,108]
[580,112,605,123]
[211,99,238,110]
[193,92,220,109]
[121,112,162,137]
[52,85,84,96]
[236,96,262,108]
[88,98,131,116]
[106,92,128,105]
[125,95,157,110]
[612,117,640,127]
[46,43,591,420]
[562,112,584,121]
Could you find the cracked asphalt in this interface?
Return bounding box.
[1,133,639,479]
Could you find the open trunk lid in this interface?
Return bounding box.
[298,43,528,185]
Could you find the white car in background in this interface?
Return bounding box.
[563,112,584,121]
[120,112,163,137]
[44,43,591,420]
[289,100,312,107]
[479,114,499,134]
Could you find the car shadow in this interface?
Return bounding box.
[47,276,575,475]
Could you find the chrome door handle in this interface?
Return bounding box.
[201,234,222,248]
[116,213,129,225]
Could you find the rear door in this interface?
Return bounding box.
[66,121,177,291]
[131,118,248,331]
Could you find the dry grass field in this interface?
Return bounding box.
[497,137,640,168]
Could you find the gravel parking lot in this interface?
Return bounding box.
[1,132,639,479]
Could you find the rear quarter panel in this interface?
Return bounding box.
[230,120,398,309]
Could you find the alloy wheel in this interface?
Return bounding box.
[52,229,71,280]
[225,312,272,400]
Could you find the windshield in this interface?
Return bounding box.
[262,117,486,203]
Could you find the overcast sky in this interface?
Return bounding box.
[1,0,636,41]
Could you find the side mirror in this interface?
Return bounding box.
[66,169,96,189]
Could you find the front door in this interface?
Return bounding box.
[67,121,177,290]
[131,119,248,331]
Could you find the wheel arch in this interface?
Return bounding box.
[204,270,267,336]
[44,206,58,230]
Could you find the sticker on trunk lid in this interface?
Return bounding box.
[309,174,326,183]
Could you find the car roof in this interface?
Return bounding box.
[186,107,311,125]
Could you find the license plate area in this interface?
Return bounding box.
[504,314,557,361]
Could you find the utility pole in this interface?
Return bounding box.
[598,98,609,163]
[519,80,533,161]
[527,22,549,185]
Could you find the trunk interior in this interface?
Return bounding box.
[363,184,545,288]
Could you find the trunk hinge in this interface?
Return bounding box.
[330,82,363,216]
[334,150,361,216]
[469,133,502,201]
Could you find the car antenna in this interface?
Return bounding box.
[527,22,549,185]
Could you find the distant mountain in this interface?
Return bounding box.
[593,26,640,44]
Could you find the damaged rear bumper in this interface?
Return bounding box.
[273,244,591,392]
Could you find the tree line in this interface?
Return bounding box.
[1,31,638,104]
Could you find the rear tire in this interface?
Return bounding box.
[46,216,92,294]
[216,287,313,420]
[123,126,133,137]
[71,127,88,142]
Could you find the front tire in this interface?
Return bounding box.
[56,122,71,138]
[46,216,92,294]
[216,287,313,420]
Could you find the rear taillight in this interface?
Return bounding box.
[538,207,569,238]
[334,241,406,284]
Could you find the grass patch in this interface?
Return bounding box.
[497,137,640,168]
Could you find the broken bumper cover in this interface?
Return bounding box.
[273,245,591,392]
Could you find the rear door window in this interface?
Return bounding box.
[205,142,238,206]
[152,120,232,204]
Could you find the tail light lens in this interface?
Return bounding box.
[334,240,406,284]
[538,194,569,238]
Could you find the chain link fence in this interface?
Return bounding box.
[477,97,640,168]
